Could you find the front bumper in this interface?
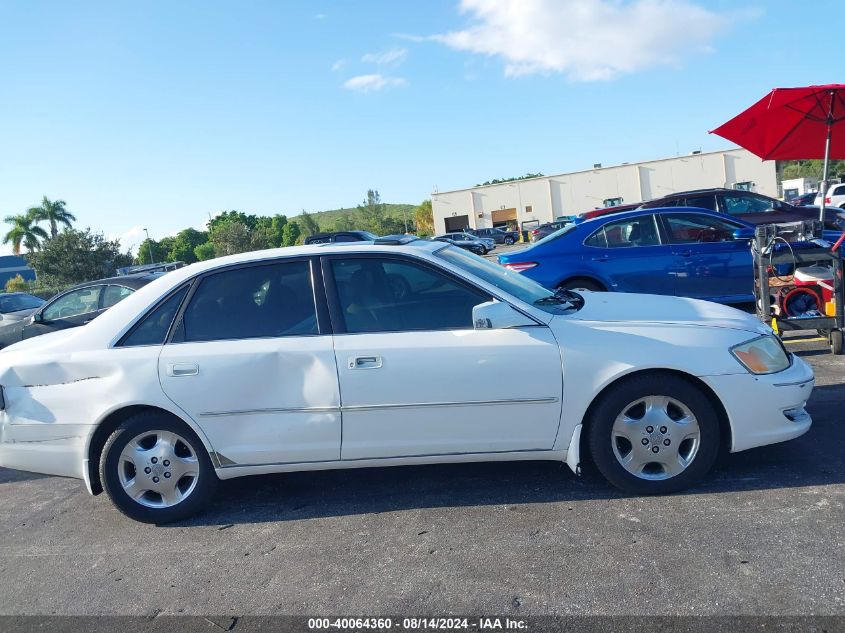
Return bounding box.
[702,355,815,453]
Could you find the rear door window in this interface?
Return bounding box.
[683,195,718,211]
[177,260,318,342]
[102,285,134,309]
[599,216,661,248]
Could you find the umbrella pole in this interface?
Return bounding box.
[819,90,835,224]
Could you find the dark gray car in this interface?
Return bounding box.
[0,273,160,349]
[466,227,518,245]
[0,293,45,325]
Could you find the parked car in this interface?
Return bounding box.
[433,236,486,255]
[0,293,45,324]
[0,273,159,349]
[497,207,839,304]
[304,231,379,245]
[466,227,518,245]
[435,232,493,254]
[0,237,813,523]
[639,188,845,231]
[530,221,569,242]
[814,182,845,209]
[577,203,640,220]
[791,191,819,207]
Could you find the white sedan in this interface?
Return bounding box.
[0,237,814,523]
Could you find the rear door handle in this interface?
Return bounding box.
[348,356,383,370]
[167,363,199,377]
[591,255,609,262]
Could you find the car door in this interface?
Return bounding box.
[24,285,104,340]
[659,212,752,302]
[582,215,676,295]
[323,254,563,460]
[157,258,342,467]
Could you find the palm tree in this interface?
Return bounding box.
[3,214,48,255]
[27,196,76,239]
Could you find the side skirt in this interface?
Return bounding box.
[214,449,569,481]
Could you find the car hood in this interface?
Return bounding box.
[0,308,38,322]
[560,291,769,335]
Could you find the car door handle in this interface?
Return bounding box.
[348,356,383,370]
[591,255,609,262]
[167,363,199,377]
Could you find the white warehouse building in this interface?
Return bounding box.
[431,148,778,234]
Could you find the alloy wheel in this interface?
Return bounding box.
[117,430,200,508]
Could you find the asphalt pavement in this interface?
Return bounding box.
[0,333,842,618]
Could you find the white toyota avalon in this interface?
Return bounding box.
[0,237,814,523]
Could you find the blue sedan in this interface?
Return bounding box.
[497,207,791,304]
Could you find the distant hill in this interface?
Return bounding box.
[302,203,417,233]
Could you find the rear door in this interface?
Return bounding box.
[582,215,676,295]
[158,258,341,467]
[660,212,752,302]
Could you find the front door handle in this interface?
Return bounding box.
[591,255,609,262]
[167,363,199,377]
[348,356,383,370]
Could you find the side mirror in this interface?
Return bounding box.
[732,228,754,241]
[472,300,535,330]
[32,312,43,324]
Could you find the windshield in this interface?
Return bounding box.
[435,245,582,314]
[0,294,44,313]
[534,222,578,246]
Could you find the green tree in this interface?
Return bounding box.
[3,213,49,254]
[254,214,288,248]
[280,221,301,247]
[26,197,76,239]
[331,211,356,232]
[5,274,31,293]
[210,220,251,256]
[781,160,845,181]
[169,228,208,264]
[357,189,387,235]
[208,210,259,233]
[136,239,159,265]
[298,210,320,237]
[194,242,216,261]
[414,199,434,236]
[25,228,133,287]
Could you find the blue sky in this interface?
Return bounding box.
[0,0,840,254]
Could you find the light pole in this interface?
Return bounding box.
[143,228,155,265]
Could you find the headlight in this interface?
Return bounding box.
[730,335,791,375]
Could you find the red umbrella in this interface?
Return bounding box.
[710,85,845,222]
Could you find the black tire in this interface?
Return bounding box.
[99,412,218,523]
[504,237,515,245]
[586,374,721,495]
[560,279,604,292]
[830,329,843,355]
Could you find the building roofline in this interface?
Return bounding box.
[431,147,757,196]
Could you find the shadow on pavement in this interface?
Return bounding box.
[167,382,845,528]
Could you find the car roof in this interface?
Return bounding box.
[577,205,752,227]
[66,271,165,292]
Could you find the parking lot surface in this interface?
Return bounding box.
[0,334,842,617]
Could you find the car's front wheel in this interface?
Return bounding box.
[587,375,720,494]
[504,236,515,245]
[100,412,217,523]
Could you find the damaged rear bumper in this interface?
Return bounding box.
[0,418,91,480]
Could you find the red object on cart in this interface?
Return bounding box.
[794,266,835,303]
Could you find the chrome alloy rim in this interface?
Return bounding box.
[611,396,700,480]
[118,430,199,508]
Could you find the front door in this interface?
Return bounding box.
[158,258,341,467]
[660,212,752,302]
[25,285,105,340]
[323,254,563,460]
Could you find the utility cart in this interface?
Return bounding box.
[753,221,845,354]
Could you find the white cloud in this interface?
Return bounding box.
[110,225,146,255]
[331,59,347,72]
[433,0,731,81]
[343,74,408,93]
[361,47,408,67]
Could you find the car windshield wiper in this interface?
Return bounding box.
[533,288,585,310]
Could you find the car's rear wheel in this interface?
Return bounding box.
[504,236,515,245]
[587,375,720,494]
[560,279,604,292]
[100,412,217,523]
